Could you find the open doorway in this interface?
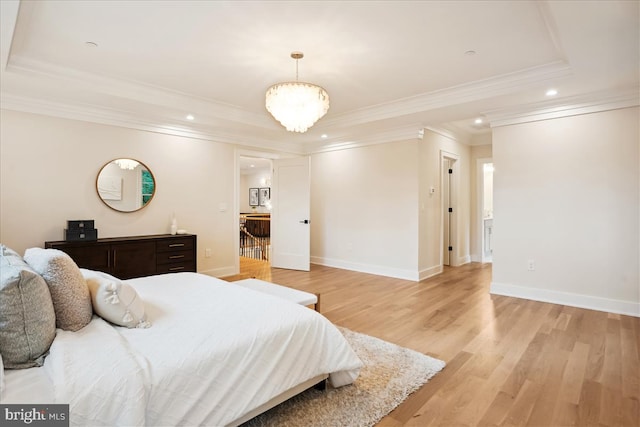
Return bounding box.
[482,162,494,262]
[476,158,493,263]
[239,156,272,277]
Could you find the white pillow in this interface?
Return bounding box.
[81,269,150,329]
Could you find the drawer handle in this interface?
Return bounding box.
[169,255,185,259]
[168,243,185,248]
[169,266,185,271]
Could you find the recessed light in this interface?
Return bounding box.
[186,114,195,121]
[465,50,476,56]
[321,134,328,139]
[474,118,483,124]
[250,164,255,168]
[546,89,558,96]
[85,41,98,48]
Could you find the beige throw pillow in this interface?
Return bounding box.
[24,248,92,332]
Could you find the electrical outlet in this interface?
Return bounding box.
[527,259,535,271]
[205,248,212,258]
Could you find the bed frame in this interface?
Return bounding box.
[228,374,328,426]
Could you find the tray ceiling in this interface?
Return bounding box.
[1,0,638,153]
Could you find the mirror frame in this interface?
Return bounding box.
[96,158,156,213]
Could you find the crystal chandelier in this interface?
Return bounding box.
[265,52,329,133]
[115,159,140,170]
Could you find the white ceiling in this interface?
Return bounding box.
[1,0,638,153]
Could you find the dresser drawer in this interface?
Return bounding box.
[156,250,195,265]
[156,260,196,274]
[156,237,194,252]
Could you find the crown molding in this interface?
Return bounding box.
[5,53,573,140]
[313,61,573,131]
[536,0,567,60]
[307,125,425,154]
[484,87,640,127]
[0,0,19,71]
[1,93,306,154]
[6,55,278,130]
[424,126,472,144]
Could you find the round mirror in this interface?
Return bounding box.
[96,158,156,212]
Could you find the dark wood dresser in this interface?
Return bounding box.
[45,234,197,279]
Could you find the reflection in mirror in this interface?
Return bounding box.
[96,158,155,212]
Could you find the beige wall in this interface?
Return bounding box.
[491,107,639,315]
[310,140,421,280]
[2,110,472,282]
[309,131,474,281]
[0,110,237,277]
[418,130,472,278]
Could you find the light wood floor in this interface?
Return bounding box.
[226,257,640,426]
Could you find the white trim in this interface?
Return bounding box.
[7,54,276,129]
[490,282,640,318]
[0,0,19,71]
[200,266,237,278]
[456,255,471,266]
[424,125,473,144]
[1,94,307,155]
[307,125,421,154]
[311,256,419,282]
[313,61,572,130]
[485,88,639,128]
[419,265,443,281]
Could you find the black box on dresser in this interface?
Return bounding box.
[65,228,98,241]
[65,219,98,241]
[67,220,95,230]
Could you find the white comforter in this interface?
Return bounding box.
[43,273,362,426]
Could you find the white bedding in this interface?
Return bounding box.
[3,272,363,426]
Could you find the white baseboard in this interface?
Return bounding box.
[201,266,237,278]
[454,255,471,266]
[471,254,482,263]
[311,256,419,281]
[490,282,640,317]
[419,265,443,281]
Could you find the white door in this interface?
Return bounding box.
[271,157,311,271]
[443,158,452,266]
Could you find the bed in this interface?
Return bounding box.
[1,269,363,426]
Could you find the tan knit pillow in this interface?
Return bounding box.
[24,248,92,332]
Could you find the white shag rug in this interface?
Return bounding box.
[242,327,446,427]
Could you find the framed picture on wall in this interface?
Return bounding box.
[249,188,259,206]
[259,187,270,206]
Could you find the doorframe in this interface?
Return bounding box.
[440,150,460,267]
[234,149,281,276]
[476,157,493,263]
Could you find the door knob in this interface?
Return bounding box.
[299,219,309,224]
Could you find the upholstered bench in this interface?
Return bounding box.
[233,278,321,312]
